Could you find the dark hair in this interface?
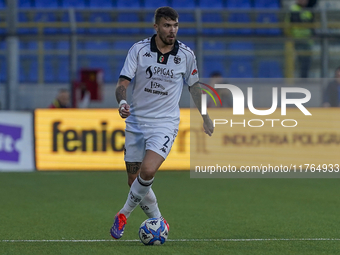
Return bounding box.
[210,71,222,78]
[154,6,179,24]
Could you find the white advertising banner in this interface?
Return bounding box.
[0,112,34,171]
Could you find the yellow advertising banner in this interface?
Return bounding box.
[35,109,190,170]
[35,108,340,171]
[191,108,340,169]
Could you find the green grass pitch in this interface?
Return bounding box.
[0,171,340,255]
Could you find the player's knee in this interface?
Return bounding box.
[139,169,155,181]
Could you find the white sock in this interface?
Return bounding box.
[139,188,161,218]
[120,174,153,218]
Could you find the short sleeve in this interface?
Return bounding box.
[184,53,199,87]
[119,44,138,81]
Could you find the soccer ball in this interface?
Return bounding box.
[138,218,168,245]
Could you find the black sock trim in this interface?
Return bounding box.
[137,175,153,187]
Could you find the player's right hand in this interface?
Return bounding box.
[119,104,131,118]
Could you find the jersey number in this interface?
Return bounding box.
[163,136,170,148]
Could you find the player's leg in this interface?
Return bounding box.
[126,162,162,218]
[111,128,144,239]
[119,150,164,218]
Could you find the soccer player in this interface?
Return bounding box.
[110,6,214,239]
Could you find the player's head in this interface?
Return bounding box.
[57,89,70,107]
[154,7,179,46]
[296,0,308,7]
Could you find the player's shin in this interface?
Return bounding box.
[120,174,154,218]
[139,188,161,218]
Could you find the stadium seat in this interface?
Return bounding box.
[229,60,254,78]
[89,0,114,8]
[18,12,36,34]
[19,56,38,83]
[84,40,111,50]
[228,41,254,61]
[19,0,33,8]
[116,0,140,8]
[0,55,6,82]
[61,12,85,34]
[180,40,195,51]
[203,57,227,78]
[253,0,280,9]
[80,56,114,82]
[177,13,196,35]
[226,13,252,35]
[171,0,196,8]
[44,56,69,83]
[113,56,126,81]
[144,13,156,34]
[20,41,38,50]
[113,40,135,51]
[56,41,69,50]
[115,13,140,35]
[226,0,251,9]
[199,0,223,8]
[203,40,225,50]
[258,60,283,78]
[44,41,71,50]
[0,0,5,9]
[44,41,56,50]
[0,40,5,50]
[61,0,86,8]
[88,12,114,34]
[35,0,59,8]
[256,13,281,35]
[202,13,224,35]
[94,56,115,82]
[144,0,168,8]
[34,12,59,34]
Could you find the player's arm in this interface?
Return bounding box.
[189,82,214,136]
[116,77,131,118]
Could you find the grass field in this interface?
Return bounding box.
[0,171,340,255]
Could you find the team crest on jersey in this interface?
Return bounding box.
[174,55,181,64]
[191,69,198,75]
[159,55,165,63]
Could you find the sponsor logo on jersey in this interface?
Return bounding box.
[143,52,152,58]
[145,66,174,79]
[191,69,198,75]
[146,66,153,79]
[174,55,181,64]
[151,81,165,90]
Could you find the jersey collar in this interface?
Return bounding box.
[150,34,179,56]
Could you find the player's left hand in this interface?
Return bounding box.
[203,117,214,136]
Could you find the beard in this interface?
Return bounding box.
[159,32,176,46]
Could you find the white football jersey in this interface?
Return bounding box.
[119,35,199,124]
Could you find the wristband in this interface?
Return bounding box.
[119,100,127,108]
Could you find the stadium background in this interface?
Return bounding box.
[1,1,340,254]
[0,0,339,110]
